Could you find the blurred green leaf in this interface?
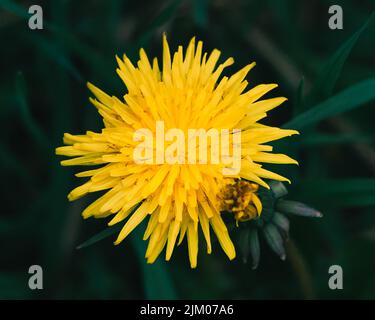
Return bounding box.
[1,0,112,83]
[299,133,375,146]
[26,33,83,82]
[77,204,142,249]
[76,211,177,298]
[284,78,375,130]
[311,12,374,98]
[76,223,123,250]
[295,179,375,207]
[15,72,51,150]
[338,195,375,207]
[0,0,29,18]
[136,0,183,47]
[193,0,209,28]
[293,77,305,115]
[0,144,34,185]
[0,272,31,299]
[298,178,375,195]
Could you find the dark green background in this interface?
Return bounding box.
[0,0,374,299]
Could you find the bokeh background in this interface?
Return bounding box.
[0,0,374,299]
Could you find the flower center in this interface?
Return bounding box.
[218,179,261,223]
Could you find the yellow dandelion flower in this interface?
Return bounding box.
[56,34,298,268]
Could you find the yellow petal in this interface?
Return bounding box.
[210,215,236,260]
[198,209,212,254]
[165,220,181,261]
[114,201,149,244]
[187,221,199,268]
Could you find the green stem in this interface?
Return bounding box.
[286,239,315,299]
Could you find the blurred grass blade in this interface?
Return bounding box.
[0,0,30,18]
[302,179,375,194]
[137,0,182,47]
[76,223,123,250]
[335,195,375,207]
[299,133,375,146]
[263,224,286,260]
[193,0,208,28]
[296,179,375,207]
[249,228,260,270]
[15,72,50,150]
[239,228,250,263]
[26,33,83,82]
[0,144,34,185]
[312,12,374,98]
[293,77,305,115]
[77,204,141,249]
[77,216,177,298]
[1,0,111,83]
[283,78,375,130]
[131,224,177,299]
